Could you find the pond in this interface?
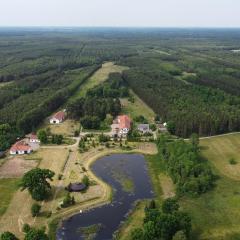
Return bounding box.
[57,154,154,240]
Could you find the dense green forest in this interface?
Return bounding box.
[1,28,240,150]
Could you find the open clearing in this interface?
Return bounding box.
[121,90,155,123]
[42,119,80,137]
[0,157,37,178]
[70,62,128,99]
[200,133,240,180]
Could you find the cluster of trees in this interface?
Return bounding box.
[86,72,129,98]
[67,74,127,129]
[121,55,240,137]
[0,124,16,152]
[157,134,215,196]
[131,198,191,240]
[37,129,63,145]
[1,224,49,240]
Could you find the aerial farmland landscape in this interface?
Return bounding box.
[1,1,240,240]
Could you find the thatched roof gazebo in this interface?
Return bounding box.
[67,182,86,192]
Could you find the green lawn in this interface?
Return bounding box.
[200,133,240,181]
[121,90,156,123]
[0,178,20,216]
[178,134,240,240]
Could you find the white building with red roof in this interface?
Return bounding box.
[10,140,33,155]
[50,111,65,124]
[111,115,131,137]
[29,133,40,143]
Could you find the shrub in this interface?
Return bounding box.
[82,175,90,187]
[0,232,19,240]
[31,203,41,217]
[229,158,237,165]
[22,223,31,233]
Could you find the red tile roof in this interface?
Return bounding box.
[118,115,131,129]
[52,111,65,121]
[10,141,32,152]
[30,133,38,140]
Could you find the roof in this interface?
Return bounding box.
[138,124,150,130]
[118,115,131,130]
[10,141,32,152]
[29,133,38,140]
[51,111,65,121]
[68,182,86,192]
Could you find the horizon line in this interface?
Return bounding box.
[0,26,240,29]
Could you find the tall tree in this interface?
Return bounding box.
[20,168,55,201]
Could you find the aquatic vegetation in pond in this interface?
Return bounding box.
[111,170,134,193]
[78,224,101,240]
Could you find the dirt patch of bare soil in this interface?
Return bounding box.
[0,157,37,178]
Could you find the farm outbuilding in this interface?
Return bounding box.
[50,111,65,124]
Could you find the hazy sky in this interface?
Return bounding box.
[1,0,240,27]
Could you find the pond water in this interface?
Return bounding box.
[56,154,154,240]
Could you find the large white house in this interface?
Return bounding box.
[50,111,65,124]
[10,141,33,155]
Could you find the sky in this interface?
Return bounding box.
[1,0,240,28]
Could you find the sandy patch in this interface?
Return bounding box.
[0,157,37,178]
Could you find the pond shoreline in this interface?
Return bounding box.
[56,153,155,239]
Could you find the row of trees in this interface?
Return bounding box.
[130,198,191,240]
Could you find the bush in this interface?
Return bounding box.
[82,175,90,187]
[149,124,157,131]
[37,129,48,144]
[51,134,63,145]
[98,133,110,143]
[61,193,75,208]
[22,223,31,233]
[31,203,41,217]
[74,130,80,137]
[1,232,19,240]
[229,158,237,165]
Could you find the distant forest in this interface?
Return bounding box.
[1,28,240,149]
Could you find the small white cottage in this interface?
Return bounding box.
[50,111,65,124]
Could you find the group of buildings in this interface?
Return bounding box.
[9,110,66,155]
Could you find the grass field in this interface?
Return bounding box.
[121,90,156,123]
[200,133,240,180]
[70,62,128,100]
[0,179,20,216]
[178,133,240,240]
[42,119,80,137]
